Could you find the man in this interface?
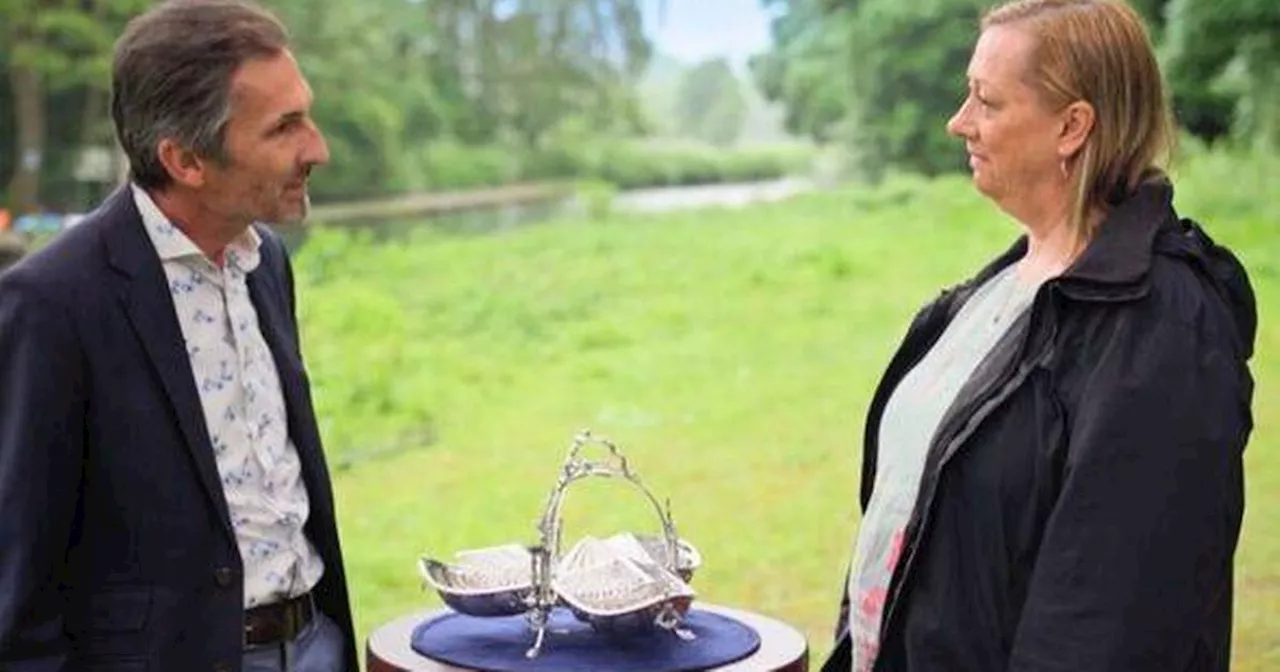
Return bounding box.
[0,1,356,670]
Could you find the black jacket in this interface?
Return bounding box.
[823,180,1256,672]
[0,189,357,671]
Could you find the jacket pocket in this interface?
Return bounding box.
[80,657,149,672]
[66,587,153,635]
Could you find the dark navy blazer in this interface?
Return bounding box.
[0,188,356,671]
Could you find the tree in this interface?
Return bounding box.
[838,0,990,176]
[748,0,851,142]
[674,58,747,146]
[0,0,148,211]
[480,0,654,147]
[1,0,670,206]
[1163,0,1280,149]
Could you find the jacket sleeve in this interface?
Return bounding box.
[0,271,84,669]
[1008,314,1251,671]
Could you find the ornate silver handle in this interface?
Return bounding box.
[533,429,681,575]
[523,429,688,657]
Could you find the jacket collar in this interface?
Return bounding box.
[971,177,1177,304]
[100,186,151,280]
[1056,177,1175,295]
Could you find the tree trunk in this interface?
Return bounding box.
[77,85,117,201]
[7,54,45,214]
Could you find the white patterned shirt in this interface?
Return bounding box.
[132,185,324,609]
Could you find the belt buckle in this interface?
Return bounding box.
[285,593,312,639]
[243,614,265,648]
[283,601,299,639]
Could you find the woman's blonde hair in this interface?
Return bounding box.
[982,0,1175,240]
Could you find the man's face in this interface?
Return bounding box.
[203,49,328,227]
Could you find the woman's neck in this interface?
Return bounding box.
[1014,205,1101,285]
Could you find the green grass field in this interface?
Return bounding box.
[294,148,1278,669]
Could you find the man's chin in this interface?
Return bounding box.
[274,194,311,225]
[275,211,307,226]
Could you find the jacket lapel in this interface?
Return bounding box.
[246,240,334,515]
[102,188,235,543]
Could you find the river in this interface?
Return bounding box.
[282,177,816,249]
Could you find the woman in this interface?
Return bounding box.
[822,1,1256,671]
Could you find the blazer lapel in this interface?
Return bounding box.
[102,188,235,543]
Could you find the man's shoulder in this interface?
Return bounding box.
[0,190,131,299]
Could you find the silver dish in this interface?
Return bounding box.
[553,554,696,636]
[635,535,702,583]
[418,545,534,617]
[416,430,703,657]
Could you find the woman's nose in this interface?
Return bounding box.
[946,108,966,138]
[946,97,975,138]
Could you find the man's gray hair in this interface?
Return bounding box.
[111,0,289,189]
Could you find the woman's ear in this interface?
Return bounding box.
[1059,100,1095,159]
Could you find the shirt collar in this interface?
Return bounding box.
[130,183,262,272]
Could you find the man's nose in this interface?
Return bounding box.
[303,120,329,166]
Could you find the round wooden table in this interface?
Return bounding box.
[367,603,808,671]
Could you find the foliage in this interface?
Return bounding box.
[580,141,814,189]
[575,179,619,221]
[365,140,816,194]
[751,0,987,176]
[267,0,656,201]
[288,147,1279,669]
[841,0,988,177]
[0,0,690,210]
[753,0,1280,176]
[749,0,851,143]
[673,58,748,147]
[0,0,148,210]
[1161,0,1280,150]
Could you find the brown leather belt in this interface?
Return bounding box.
[244,592,315,647]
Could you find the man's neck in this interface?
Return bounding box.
[147,187,244,267]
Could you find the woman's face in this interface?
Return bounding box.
[947,25,1067,216]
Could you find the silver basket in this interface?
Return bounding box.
[418,429,702,657]
[419,545,535,617]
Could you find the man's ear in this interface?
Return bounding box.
[1058,100,1095,159]
[156,138,208,188]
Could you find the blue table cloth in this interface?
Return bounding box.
[411,607,761,671]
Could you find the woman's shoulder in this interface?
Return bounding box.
[1143,218,1255,355]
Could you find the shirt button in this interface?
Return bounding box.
[214,566,236,588]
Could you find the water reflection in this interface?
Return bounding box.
[275,178,815,252]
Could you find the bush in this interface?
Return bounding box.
[421,142,520,190]
[575,180,619,222]
[583,141,815,189]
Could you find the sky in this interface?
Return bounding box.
[643,0,777,71]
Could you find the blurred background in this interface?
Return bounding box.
[1,0,1275,669]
